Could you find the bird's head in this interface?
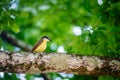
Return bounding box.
[42,36,52,42]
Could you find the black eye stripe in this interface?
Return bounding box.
[42,36,50,40]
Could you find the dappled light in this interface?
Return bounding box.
[72,26,82,36]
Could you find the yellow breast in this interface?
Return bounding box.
[34,40,47,52]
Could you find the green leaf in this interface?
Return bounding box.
[11,23,20,33]
[97,26,106,31]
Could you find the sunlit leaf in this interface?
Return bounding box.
[11,23,20,33]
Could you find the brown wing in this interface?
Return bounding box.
[31,38,43,52]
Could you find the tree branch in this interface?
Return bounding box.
[0,50,119,76]
[0,31,32,52]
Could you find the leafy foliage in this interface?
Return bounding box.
[0,0,120,79]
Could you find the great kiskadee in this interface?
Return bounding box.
[31,36,51,53]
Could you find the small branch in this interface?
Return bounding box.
[0,50,119,76]
[0,31,32,52]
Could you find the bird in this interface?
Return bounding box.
[31,36,51,53]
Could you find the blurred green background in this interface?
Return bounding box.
[0,0,120,80]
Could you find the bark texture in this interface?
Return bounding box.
[0,50,119,76]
